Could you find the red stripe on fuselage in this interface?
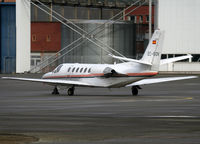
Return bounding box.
[127,72,158,76]
[43,72,158,79]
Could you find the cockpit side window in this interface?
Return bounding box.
[84,68,87,73]
[53,64,63,73]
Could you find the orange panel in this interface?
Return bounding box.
[4,0,16,2]
[31,22,61,52]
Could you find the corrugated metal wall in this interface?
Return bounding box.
[0,3,16,73]
[61,20,136,64]
[157,0,200,54]
[31,4,121,21]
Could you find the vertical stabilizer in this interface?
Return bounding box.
[141,30,164,71]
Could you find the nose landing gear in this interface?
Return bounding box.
[131,86,141,96]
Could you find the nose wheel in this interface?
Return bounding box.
[52,86,59,95]
[131,86,141,96]
[67,87,75,96]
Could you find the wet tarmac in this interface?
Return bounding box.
[0,74,200,144]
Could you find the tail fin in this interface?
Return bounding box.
[141,30,164,71]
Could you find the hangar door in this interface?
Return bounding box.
[0,3,16,73]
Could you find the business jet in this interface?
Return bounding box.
[2,30,197,96]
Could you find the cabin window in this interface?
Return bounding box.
[68,67,71,72]
[88,68,91,73]
[80,68,83,73]
[72,67,75,72]
[76,68,79,73]
[84,68,87,73]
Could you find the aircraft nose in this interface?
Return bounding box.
[42,72,51,79]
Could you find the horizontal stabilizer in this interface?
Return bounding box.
[126,76,198,87]
[108,54,152,65]
[160,54,192,65]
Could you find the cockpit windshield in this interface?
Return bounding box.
[53,64,63,73]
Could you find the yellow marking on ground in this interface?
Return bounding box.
[184,97,193,100]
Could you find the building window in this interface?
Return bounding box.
[32,34,37,42]
[127,16,131,21]
[192,54,200,62]
[161,54,167,59]
[31,59,35,66]
[139,16,143,23]
[130,15,137,23]
[146,15,149,22]
[31,55,41,68]
[46,35,51,42]
[36,59,41,65]
[130,16,135,23]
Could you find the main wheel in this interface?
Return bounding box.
[67,87,74,96]
[131,86,138,96]
[52,87,59,95]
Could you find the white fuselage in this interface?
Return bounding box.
[42,62,158,88]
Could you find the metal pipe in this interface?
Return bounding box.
[50,2,52,21]
[149,0,152,41]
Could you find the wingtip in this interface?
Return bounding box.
[187,54,193,58]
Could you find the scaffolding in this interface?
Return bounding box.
[28,0,150,73]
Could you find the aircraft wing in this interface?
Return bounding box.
[1,77,93,87]
[126,76,197,87]
[160,54,192,65]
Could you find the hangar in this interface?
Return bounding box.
[156,0,200,72]
[0,0,199,73]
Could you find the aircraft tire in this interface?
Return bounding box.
[131,86,138,96]
[67,87,74,96]
[52,87,59,95]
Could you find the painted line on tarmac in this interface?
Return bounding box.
[118,97,193,103]
[147,115,199,118]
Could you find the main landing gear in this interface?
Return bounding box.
[67,87,75,96]
[52,86,59,95]
[131,86,142,96]
[52,86,75,96]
